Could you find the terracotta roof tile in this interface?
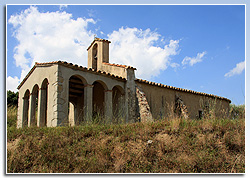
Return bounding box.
[135,78,231,103]
[17,61,126,89]
[102,62,137,70]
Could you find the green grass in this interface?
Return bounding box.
[7,106,245,173]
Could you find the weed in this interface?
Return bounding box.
[7,106,245,173]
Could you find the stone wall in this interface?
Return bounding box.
[135,85,153,122]
[136,81,230,120]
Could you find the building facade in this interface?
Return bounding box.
[17,38,231,128]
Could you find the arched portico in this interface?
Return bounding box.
[17,60,128,128]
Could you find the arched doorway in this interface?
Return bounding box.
[30,84,39,127]
[92,81,106,122]
[39,78,48,127]
[22,89,30,127]
[112,85,125,123]
[68,75,85,126]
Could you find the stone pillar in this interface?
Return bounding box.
[84,84,93,123]
[68,102,75,126]
[37,88,47,127]
[104,90,113,124]
[52,65,68,127]
[126,68,137,123]
[28,93,36,127]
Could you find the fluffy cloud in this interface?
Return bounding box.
[108,27,180,79]
[8,6,180,87]
[8,6,96,81]
[182,51,207,66]
[224,61,245,77]
[7,76,20,92]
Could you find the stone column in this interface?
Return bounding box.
[104,90,113,124]
[37,88,46,127]
[84,84,93,123]
[28,93,36,127]
[68,102,75,126]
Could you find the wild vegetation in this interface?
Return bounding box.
[7,90,18,107]
[7,103,245,173]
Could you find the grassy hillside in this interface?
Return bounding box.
[7,106,245,173]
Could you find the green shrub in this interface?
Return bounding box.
[7,90,18,107]
[230,104,245,119]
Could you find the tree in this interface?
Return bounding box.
[7,90,18,107]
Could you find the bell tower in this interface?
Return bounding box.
[87,38,111,70]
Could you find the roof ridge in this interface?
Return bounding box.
[135,78,231,103]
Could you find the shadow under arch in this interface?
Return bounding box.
[22,89,30,127]
[92,80,108,122]
[39,78,48,127]
[68,75,86,126]
[112,85,125,123]
[30,84,39,127]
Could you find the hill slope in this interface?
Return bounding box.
[7,116,245,173]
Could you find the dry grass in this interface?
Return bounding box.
[7,106,245,173]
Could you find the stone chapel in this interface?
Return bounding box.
[17,38,231,128]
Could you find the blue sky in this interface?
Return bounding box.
[6,5,245,105]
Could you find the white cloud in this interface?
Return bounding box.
[7,76,20,92]
[108,27,180,79]
[182,51,207,66]
[225,61,245,77]
[170,62,180,68]
[8,6,96,81]
[8,6,180,83]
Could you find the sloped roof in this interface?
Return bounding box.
[87,38,111,50]
[135,78,231,103]
[102,62,137,70]
[17,61,126,89]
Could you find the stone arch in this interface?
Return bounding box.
[22,89,30,127]
[30,84,39,127]
[39,78,48,127]
[68,75,86,126]
[112,85,125,122]
[92,80,107,119]
[92,43,98,69]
